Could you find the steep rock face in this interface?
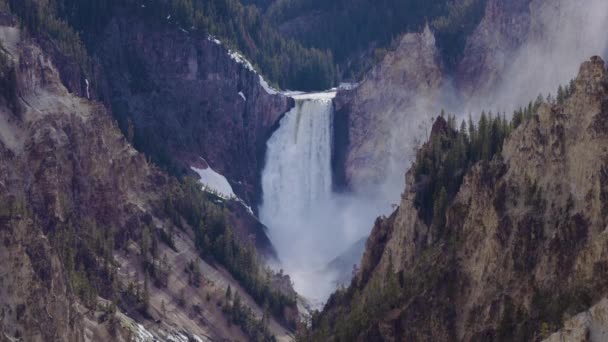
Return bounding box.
[317,57,608,341]
[333,26,443,191]
[95,16,293,207]
[0,19,292,342]
[0,21,158,341]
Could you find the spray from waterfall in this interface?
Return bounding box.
[376,0,608,205]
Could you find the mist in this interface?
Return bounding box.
[465,0,608,114]
[381,0,608,202]
[259,0,608,306]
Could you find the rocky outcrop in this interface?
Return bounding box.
[543,298,608,342]
[333,26,443,192]
[95,16,293,207]
[314,57,608,341]
[0,19,157,341]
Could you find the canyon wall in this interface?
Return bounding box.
[0,16,292,341]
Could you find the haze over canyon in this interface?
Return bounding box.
[2,0,608,341]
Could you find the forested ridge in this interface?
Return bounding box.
[0,0,495,90]
[265,0,488,78]
[412,83,577,234]
[1,0,336,91]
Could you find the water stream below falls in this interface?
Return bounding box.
[260,91,387,305]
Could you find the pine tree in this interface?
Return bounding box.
[141,226,150,261]
[178,288,186,307]
[460,119,468,141]
[432,186,448,232]
[191,259,201,287]
[478,111,489,160]
[232,291,242,323]
[468,113,477,160]
[535,94,544,108]
[226,285,232,301]
[143,271,150,313]
[489,115,501,157]
[568,79,576,97]
[513,109,523,129]
[557,85,565,104]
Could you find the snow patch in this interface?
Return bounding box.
[191,159,254,215]
[207,35,221,45]
[116,311,208,342]
[338,82,358,90]
[84,78,90,99]
[191,165,236,200]
[167,331,205,342]
[259,76,279,95]
[117,313,155,342]
[228,50,255,72]
[240,200,254,215]
[238,91,246,101]
[206,35,281,95]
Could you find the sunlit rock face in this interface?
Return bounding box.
[333,26,443,198]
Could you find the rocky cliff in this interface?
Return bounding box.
[333,25,443,193]
[0,16,293,342]
[95,15,293,208]
[309,57,608,341]
[543,298,608,342]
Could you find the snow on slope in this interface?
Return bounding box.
[190,159,254,215]
[207,35,280,95]
[259,76,279,94]
[190,165,236,200]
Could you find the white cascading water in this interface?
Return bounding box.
[261,92,349,304]
[262,95,334,222]
[261,92,392,304]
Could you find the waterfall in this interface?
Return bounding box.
[261,96,333,221]
[260,92,390,304]
[260,92,337,302]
